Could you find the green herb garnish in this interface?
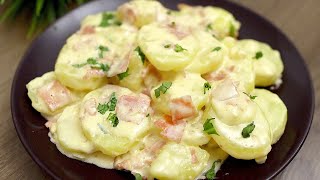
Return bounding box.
[154,82,172,98]
[73,58,109,72]
[174,44,187,52]
[206,160,222,180]
[107,92,117,111]
[243,92,257,100]
[254,51,263,60]
[206,24,213,31]
[204,82,212,94]
[117,68,129,80]
[97,103,109,115]
[107,113,119,127]
[99,12,121,27]
[229,23,236,37]
[212,47,222,52]
[203,118,219,135]
[146,114,150,117]
[134,173,143,180]
[135,46,146,64]
[98,45,109,58]
[164,44,171,48]
[242,122,255,138]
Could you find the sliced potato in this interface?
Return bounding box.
[26,72,84,116]
[56,103,95,154]
[252,89,287,144]
[117,0,168,28]
[55,25,137,90]
[80,85,151,156]
[150,143,210,180]
[138,23,197,71]
[185,30,226,74]
[151,73,209,116]
[204,80,272,160]
[236,39,284,86]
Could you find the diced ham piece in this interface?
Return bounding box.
[190,148,198,164]
[117,4,137,25]
[169,95,196,123]
[154,117,186,142]
[166,24,191,40]
[116,94,151,124]
[83,98,97,116]
[38,80,72,112]
[84,69,106,79]
[80,26,96,35]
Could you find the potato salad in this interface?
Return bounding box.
[26,0,287,179]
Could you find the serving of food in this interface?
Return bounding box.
[25,0,288,179]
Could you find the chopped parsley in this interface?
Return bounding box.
[164,44,171,48]
[174,44,187,52]
[134,173,143,180]
[204,82,212,94]
[97,123,108,134]
[107,92,117,111]
[171,21,176,27]
[229,23,236,37]
[99,13,122,27]
[166,10,172,15]
[97,103,109,115]
[206,160,222,180]
[135,46,146,64]
[117,68,129,80]
[146,114,150,117]
[254,51,263,60]
[206,24,213,31]
[243,92,257,100]
[212,47,222,52]
[72,58,110,72]
[154,82,172,98]
[242,122,255,138]
[98,45,109,58]
[203,118,219,135]
[97,92,117,115]
[107,113,119,127]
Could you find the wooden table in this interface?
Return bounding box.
[0,0,319,179]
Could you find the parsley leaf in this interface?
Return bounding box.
[242,122,255,138]
[73,58,110,72]
[154,82,172,98]
[212,47,222,52]
[174,44,187,52]
[97,123,108,134]
[164,44,171,48]
[87,58,98,65]
[97,103,108,115]
[254,51,263,60]
[203,118,219,135]
[206,160,222,180]
[134,173,143,180]
[229,23,236,37]
[117,68,129,80]
[243,92,257,100]
[146,114,150,117]
[99,13,122,27]
[206,24,213,31]
[204,82,212,94]
[107,92,117,111]
[98,45,109,58]
[72,63,87,68]
[135,46,146,64]
[107,113,119,127]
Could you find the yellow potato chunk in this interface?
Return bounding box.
[55,25,137,90]
[236,39,284,86]
[252,89,287,144]
[26,72,84,116]
[177,4,241,39]
[117,0,168,28]
[151,73,209,116]
[150,143,210,180]
[138,23,197,71]
[185,30,226,74]
[204,80,272,160]
[56,103,95,154]
[80,85,151,156]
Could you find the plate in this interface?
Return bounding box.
[11,0,314,179]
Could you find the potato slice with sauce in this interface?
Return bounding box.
[80,85,151,156]
[26,72,84,116]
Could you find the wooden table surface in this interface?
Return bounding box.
[0,0,319,179]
